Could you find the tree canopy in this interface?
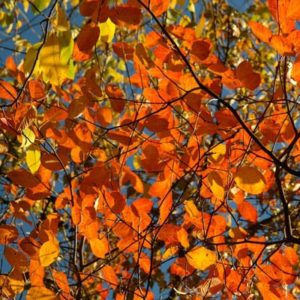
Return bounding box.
[0,0,300,299]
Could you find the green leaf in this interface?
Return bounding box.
[32,0,51,13]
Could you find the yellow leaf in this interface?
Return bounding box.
[207,171,225,200]
[53,5,69,31]
[99,18,115,43]
[184,200,200,218]
[8,269,24,295]
[185,246,217,270]
[162,246,178,260]
[107,67,124,83]
[208,144,226,164]
[195,12,206,38]
[32,0,51,12]
[24,43,41,75]
[26,146,41,174]
[38,33,69,86]
[234,166,266,195]
[89,237,109,258]
[177,227,190,249]
[26,286,57,300]
[39,238,60,267]
[21,127,35,149]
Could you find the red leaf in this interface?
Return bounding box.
[76,22,100,52]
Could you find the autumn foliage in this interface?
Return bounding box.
[1,0,300,299]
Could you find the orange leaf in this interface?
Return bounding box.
[105,84,126,113]
[26,286,57,300]
[39,238,60,267]
[101,265,119,289]
[185,246,217,270]
[0,225,18,244]
[28,80,45,100]
[237,201,258,223]
[0,80,17,101]
[6,56,17,74]
[270,35,294,56]
[133,288,154,300]
[287,0,300,20]
[291,55,300,82]
[89,237,109,258]
[29,259,45,287]
[234,166,266,194]
[159,193,172,224]
[53,270,70,294]
[249,21,272,43]
[4,247,28,271]
[18,236,40,259]
[149,0,169,17]
[73,42,92,61]
[207,171,225,200]
[268,0,295,34]
[236,61,261,90]
[176,227,190,249]
[96,107,112,127]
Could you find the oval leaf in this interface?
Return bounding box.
[234,166,266,195]
[39,239,60,267]
[186,246,217,271]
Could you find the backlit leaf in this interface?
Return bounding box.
[26,286,57,300]
[89,237,109,258]
[234,166,266,194]
[0,80,17,101]
[99,18,115,43]
[207,171,225,200]
[37,33,71,86]
[21,127,35,149]
[26,145,41,174]
[287,0,300,20]
[238,201,258,223]
[39,238,60,267]
[249,21,272,43]
[186,246,217,270]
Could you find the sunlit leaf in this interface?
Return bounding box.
[39,238,60,267]
[26,145,41,174]
[238,201,258,223]
[89,237,109,258]
[26,286,57,300]
[207,171,225,200]
[99,18,115,43]
[186,246,217,270]
[0,80,17,101]
[234,166,266,194]
[37,33,71,86]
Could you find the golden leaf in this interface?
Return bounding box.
[186,246,217,270]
